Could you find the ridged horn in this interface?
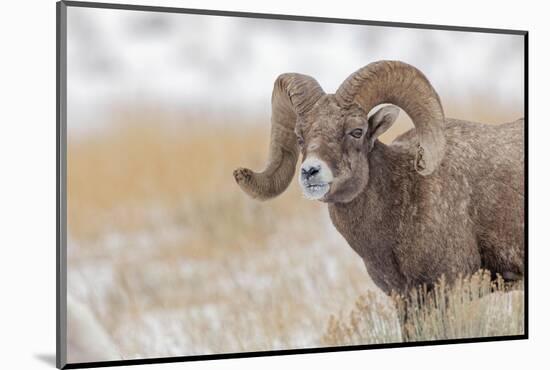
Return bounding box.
[336,60,446,175]
[233,74,325,200]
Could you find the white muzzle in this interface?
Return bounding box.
[299,156,333,200]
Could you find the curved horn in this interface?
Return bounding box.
[336,61,446,175]
[234,74,325,200]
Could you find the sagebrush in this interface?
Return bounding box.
[323,270,524,346]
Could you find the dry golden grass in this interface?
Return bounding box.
[68,112,323,243]
[323,291,402,345]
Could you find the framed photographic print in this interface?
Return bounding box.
[56,1,528,368]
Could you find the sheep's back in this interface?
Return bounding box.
[394,118,525,276]
[391,118,524,195]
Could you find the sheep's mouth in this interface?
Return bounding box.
[306,183,329,191]
[301,182,330,200]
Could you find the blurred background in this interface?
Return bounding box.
[66,6,525,363]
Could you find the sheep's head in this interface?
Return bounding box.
[296,97,399,202]
[234,60,446,203]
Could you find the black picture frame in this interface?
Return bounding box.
[56,1,529,368]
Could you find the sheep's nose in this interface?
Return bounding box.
[301,164,321,180]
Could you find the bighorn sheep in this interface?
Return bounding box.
[233,60,524,295]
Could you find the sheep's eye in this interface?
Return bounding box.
[349,128,363,138]
[297,136,305,146]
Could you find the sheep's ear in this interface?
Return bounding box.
[367,105,400,150]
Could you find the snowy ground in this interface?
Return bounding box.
[67,205,388,362]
